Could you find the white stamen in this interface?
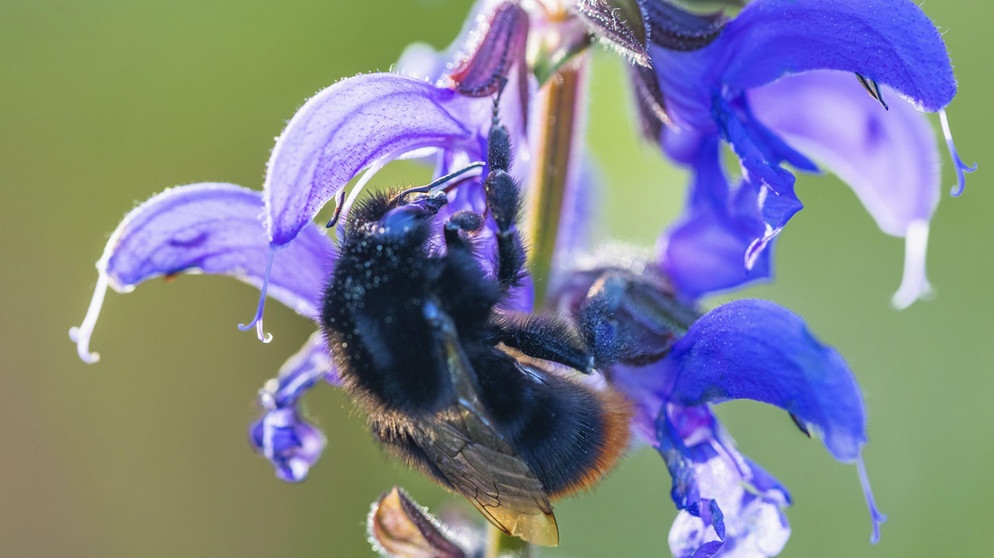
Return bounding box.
[891,220,934,309]
[69,273,111,364]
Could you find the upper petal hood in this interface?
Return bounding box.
[653,0,956,130]
[663,299,866,461]
[264,73,488,247]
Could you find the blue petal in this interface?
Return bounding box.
[659,135,774,298]
[70,183,335,363]
[714,0,956,111]
[264,73,488,248]
[653,0,956,126]
[663,299,866,461]
[250,331,336,482]
[651,0,956,299]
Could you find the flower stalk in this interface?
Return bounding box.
[523,56,588,306]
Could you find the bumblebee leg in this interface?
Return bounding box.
[484,169,526,291]
[491,312,594,373]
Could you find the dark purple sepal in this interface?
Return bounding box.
[575,0,651,66]
[448,2,529,99]
[643,0,727,52]
[629,62,670,141]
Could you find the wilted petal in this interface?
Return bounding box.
[447,1,530,98]
[663,299,866,461]
[659,405,790,558]
[249,407,326,483]
[70,183,334,363]
[264,74,486,247]
[368,487,470,558]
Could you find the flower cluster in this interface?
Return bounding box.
[71,0,969,556]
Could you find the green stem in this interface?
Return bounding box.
[523,57,587,307]
[490,7,589,557]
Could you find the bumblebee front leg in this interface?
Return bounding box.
[490,313,595,374]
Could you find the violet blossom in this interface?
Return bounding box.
[70,1,966,556]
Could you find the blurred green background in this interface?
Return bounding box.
[2,1,990,556]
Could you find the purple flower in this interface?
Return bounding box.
[555,264,884,557]
[68,2,948,555]
[70,49,522,480]
[633,0,975,304]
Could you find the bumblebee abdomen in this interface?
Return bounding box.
[473,350,632,496]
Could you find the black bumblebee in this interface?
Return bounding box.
[320,108,647,546]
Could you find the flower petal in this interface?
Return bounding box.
[264,73,484,247]
[749,71,944,306]
[651,0,956,132]
[715,0,956,111]
[750,71,940,239]
[70,183,334,363]
[251,330,335,482]
[663,299,866,461]
[265,331,340,408]
[658,135,775,298]
[249,407,326,483]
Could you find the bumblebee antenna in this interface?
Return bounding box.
[398,161,486,197]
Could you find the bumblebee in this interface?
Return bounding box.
[321,110,642,546]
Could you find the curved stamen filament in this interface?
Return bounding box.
[939,110,977,197]
[857,456,886,544]
[238,248,275,343]
[69,273,111,364]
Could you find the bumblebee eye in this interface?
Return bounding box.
[379,203,435,235]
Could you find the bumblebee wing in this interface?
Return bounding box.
[411,408,559,546]
[419,304,560,546]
